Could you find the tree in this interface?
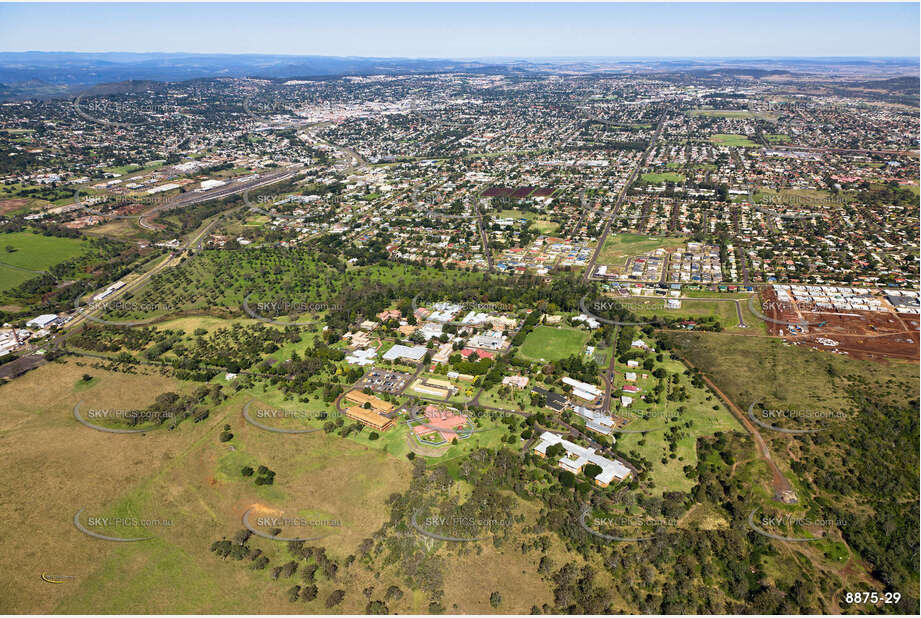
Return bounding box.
[366,600,389,614]
[490,591,502,608]
[559,470,576,488]
[326,589,346,608]
[300,585,318,602]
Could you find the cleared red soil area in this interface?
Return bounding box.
[0,198,31,215]
[760,289,919,362]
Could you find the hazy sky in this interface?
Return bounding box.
[0,2,918,58]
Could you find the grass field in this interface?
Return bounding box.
[709,134,758,147]
[517,325,589,362]
[0,355,543,612]
[597,233,686,267]
[764,134,791,143]
[641,172,685,184]
[628,296,766,334]
[662,332,919,414]
[531,219,560,234]
[0,231,87,292]
[605,353,742,494]
[0,231,86,270]
[0,359,415,613]
[689,109,755,119]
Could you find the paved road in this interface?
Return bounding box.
[734,300,747,328]
[766,144,919,157]
[582,114,666,282]
[568,189,589,241]
[473,199,494,272]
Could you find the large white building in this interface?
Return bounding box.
[562,376,603,403]
[533,431,630,487]
[382,344,427,362]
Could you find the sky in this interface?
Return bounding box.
[0,2,918,58]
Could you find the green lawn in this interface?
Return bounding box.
[0,231,86,270]
[517,325,590,362]
[611,356,742,494]
[709,134,758,148]
[628,296,765,334]
[0,231,87,292]
[641,172,685,184]
[764,134,791,144]
[531,219,560,234]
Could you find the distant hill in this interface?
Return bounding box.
[0,52,507,99]
[0,52,916,100]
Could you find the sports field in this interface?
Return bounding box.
[709,134,758,147]
[517,325,589,362]
[641,172,685,184]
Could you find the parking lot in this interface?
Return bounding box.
[354,368,413,394]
